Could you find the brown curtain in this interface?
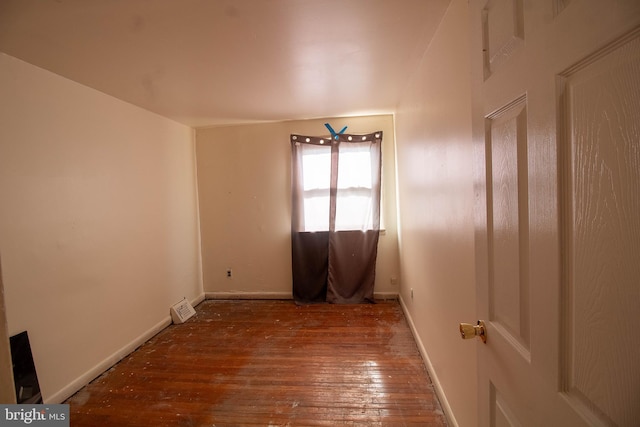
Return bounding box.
[291,131,382,303]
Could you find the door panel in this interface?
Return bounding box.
[487,95,530,354]
[470,0,640,426]
[491,382,523,427]
[559,30,640,426]
[481,0,524,79]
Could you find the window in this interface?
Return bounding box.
[293,133,382,232]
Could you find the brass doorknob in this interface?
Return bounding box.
[459,320,486,343]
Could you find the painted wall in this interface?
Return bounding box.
[0,258,16,403]
[0,54,203,403]
[393,1,477,426]
[196,115,399,298]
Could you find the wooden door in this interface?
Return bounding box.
[470,0,640,425]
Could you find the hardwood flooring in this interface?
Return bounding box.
[66,299,447,426]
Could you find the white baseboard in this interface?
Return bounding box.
[205,291,398,301]
[374,292,399,300]
[398,295,457,427]
[205,291,292,300]
[47,292,206,404]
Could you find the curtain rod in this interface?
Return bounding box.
[290,131,382,145]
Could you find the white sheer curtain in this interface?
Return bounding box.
[334,142,380,231]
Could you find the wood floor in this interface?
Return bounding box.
[66,299,447,426]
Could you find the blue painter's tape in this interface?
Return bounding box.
[324,123,348,140]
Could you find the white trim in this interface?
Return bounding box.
[205,291,398,301]
[373,292,398,300]
[398,294,458,427]
[205,291,293,300]
[47,315,171,404]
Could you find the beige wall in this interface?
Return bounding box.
[0,257,16,403]
[196,115,399,298]
[394,1,477,426]
[0,54,203,403]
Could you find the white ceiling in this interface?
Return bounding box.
[0,0,449,127]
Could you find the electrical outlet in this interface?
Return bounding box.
[410,288,414,300]
[390,277,398,286]
[226,269,232,278]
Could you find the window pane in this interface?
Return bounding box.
[303,195,329,231]
[335,194,373,231]
[337,147,371,189]
[302,149,330,191]
[298,141,377,232]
